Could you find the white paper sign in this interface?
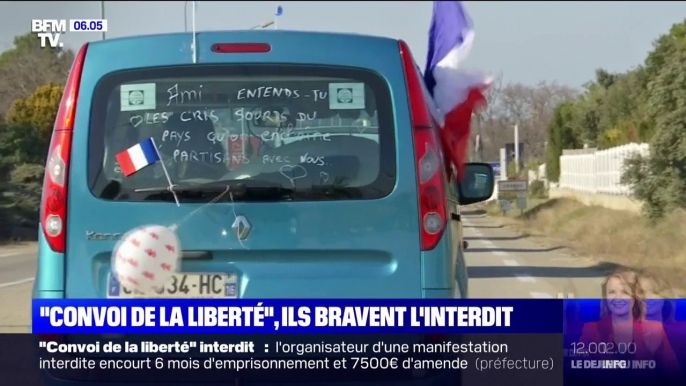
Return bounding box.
[329,83,365,110]
[120,83,157,111]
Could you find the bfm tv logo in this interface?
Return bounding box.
[31,20,66,48]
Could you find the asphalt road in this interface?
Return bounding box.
[461,211,606,299]
[0,212,607,332]
[0,248,36,288]
[0,246,36,333]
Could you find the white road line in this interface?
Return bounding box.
[503,259,520,266]
[530,292,554,298]
[469,237,509,256]
[0,277,34,289]
[0,251,34,257]
[516,275,536,283]
[466,223,510,257]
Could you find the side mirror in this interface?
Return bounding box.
[457,162,495,206]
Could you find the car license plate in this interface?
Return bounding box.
[107,273,238,299]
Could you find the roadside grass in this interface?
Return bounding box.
[483,198,549,218]
[485,198,686,295]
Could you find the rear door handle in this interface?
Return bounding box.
[181,251,212,260]
[451,213,460,222]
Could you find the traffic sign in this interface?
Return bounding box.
[489,162,501,177]
[498,180,528,192]
[497,180,528,213]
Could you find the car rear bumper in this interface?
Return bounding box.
[33,229,65,297]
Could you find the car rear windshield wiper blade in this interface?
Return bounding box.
[134,184,229,193]
[136,179,295,201]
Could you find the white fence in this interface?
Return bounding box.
[559,143,650,196]
[528,164,547,184]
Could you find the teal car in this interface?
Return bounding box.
[34,30,493,302]
[33,29,496,386]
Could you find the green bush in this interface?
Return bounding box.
[546,102,580,182]
[6,83,64,139]
[0,164,45,233]
[621,38,686,220]
[529,180,548,199]
[10,163,44,184]
[0,123,48,167]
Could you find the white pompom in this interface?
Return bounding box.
[112,225,180,295]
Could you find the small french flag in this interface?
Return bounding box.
[115,138,161,177]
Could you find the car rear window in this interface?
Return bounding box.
[87,65,396,202]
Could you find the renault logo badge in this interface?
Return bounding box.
[231,215,251,240]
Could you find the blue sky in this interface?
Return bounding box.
[1,1,686,87]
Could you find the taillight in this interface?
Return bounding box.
[399,40,447,251]
[211,43,271,53]
[40,43,88,253]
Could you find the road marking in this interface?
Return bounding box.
[516,274,536,283]
[530,292,554,298]
[475,238,510,256]
[503,259,520,266]
[0,277,34,289]
[0,251,34,257]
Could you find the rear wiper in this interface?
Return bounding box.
[135,184,229,194]
[136,180,295,201]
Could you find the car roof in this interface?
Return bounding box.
[86,29,400,47]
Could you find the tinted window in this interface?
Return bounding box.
[88,65,396,202]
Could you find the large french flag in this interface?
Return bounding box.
[423,1,491,181]
[115,137,160,177]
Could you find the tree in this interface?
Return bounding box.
[595,68,617,90]
[472,72,504,162]
[472,76,577,164]
[0,32,74,117]
[546,102,580,182]
[5,82,64,139]
[644,19,686,82]
[623,39,686,219]
[595,69,650,148]
[0,122,47,175]
[0,33,46,64]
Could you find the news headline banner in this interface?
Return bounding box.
[32,299,562,334]
[11,334,563,385]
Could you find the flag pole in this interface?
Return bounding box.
[274,5,282,30]
[150,138,180,207]
[101,1,106,40]
[192,1,197,63]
